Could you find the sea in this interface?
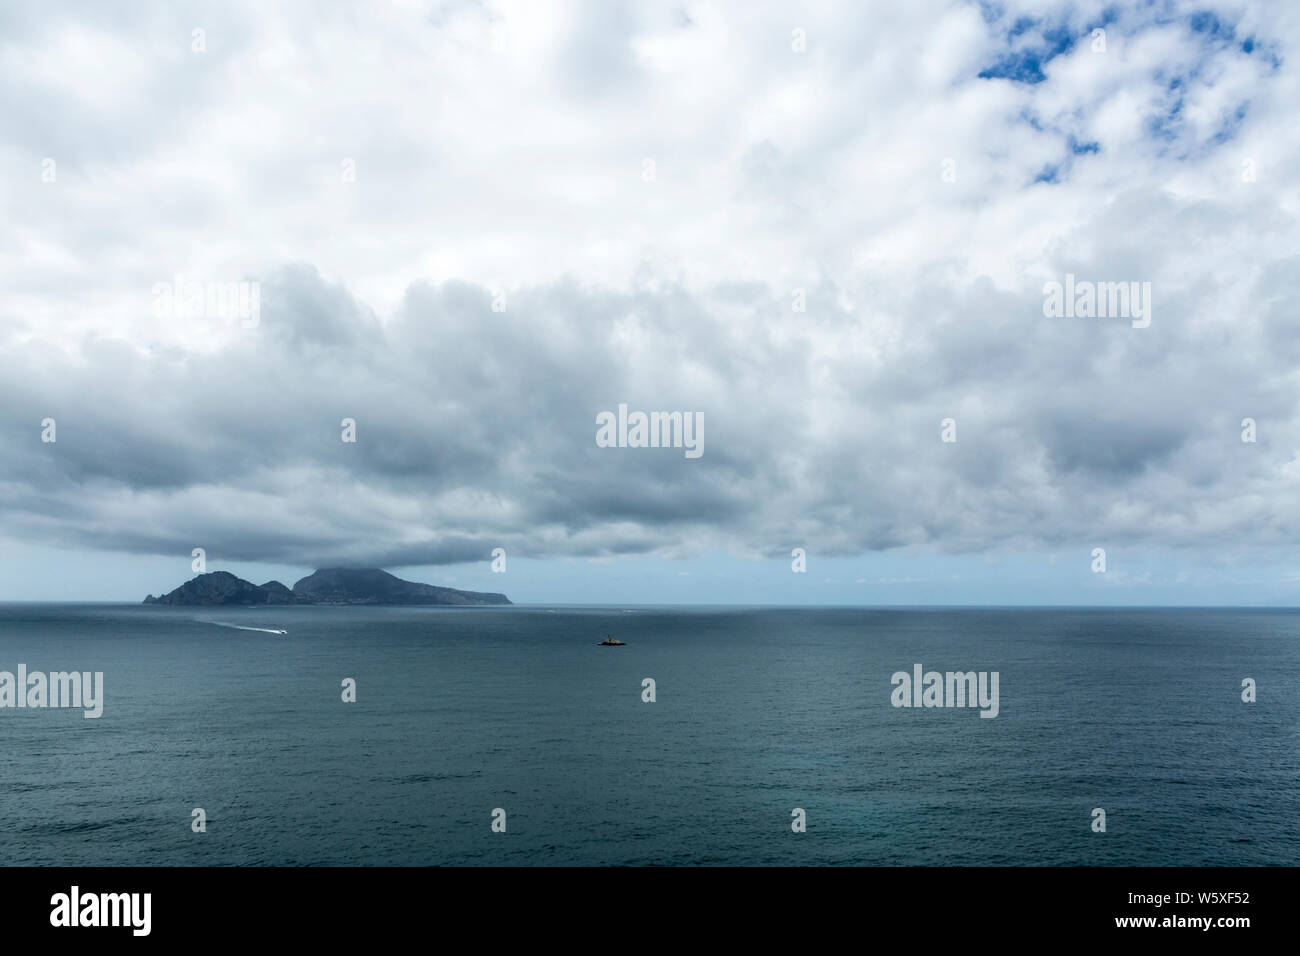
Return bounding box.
[1,604,1296,866]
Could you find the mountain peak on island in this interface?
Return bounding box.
[291,567,510,606]
[143,568,511,606]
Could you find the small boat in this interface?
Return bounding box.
[596,636,626,646]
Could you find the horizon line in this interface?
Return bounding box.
[5,601,1300,610]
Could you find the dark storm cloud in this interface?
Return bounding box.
[3,248,1299,569]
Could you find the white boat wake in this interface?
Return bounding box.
[204,621,288,635]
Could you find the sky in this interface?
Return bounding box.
[2,0,1299,605]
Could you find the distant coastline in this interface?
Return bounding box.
[143,567,511,607]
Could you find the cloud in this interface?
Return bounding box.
[2,0,1298,573]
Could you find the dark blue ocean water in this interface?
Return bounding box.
[0,605,1296,866]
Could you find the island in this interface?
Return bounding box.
[143,568,511,606]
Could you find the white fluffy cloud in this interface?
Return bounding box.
[2,0,1298,581]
